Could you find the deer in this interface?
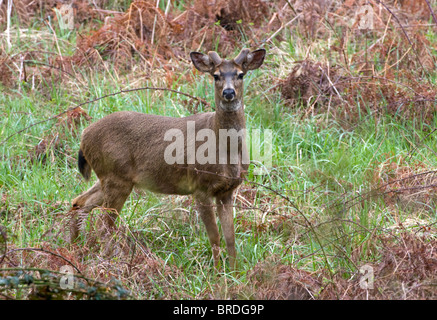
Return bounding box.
[70,48,266,270]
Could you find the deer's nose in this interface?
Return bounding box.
[223,89,236,100]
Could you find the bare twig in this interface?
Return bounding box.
[264,14,301,45]
[24,60,76,79]
[0,226,6,265]
[1,87,210,145]
[424,0,437,29]
[6,0,12,50]
[186,167,337,282]
[405,128,437,161]
[375,0,432,83]
[4,247,82,275]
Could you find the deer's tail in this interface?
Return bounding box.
[78,149,91,181]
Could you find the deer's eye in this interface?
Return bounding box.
[238,73,244,80]
[213,74,220,81]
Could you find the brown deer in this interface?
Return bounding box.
[71,48,266,269]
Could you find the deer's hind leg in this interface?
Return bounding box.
[100,176,133,229]
[70,177,133,241]
[70,180,104,241]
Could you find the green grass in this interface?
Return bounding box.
[2,72,437,297]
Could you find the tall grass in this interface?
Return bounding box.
[1,0,437,299]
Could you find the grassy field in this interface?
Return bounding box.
[1,0,437,300]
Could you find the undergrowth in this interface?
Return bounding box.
[1,0,437,300]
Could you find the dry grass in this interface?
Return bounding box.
[276,0,437,123]
[3,0,434,123]
[370,155,437,212]
[1,0,437,300]
[1,205,186,299]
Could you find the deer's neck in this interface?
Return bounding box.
[213,99,246,132]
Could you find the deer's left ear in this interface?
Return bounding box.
[190,51,222,74]
[244,49,266,71]
[234,49,266,72]
[190,52,214,73]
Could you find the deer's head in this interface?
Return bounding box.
[190,48,266,112]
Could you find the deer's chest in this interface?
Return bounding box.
[200,163,246,196]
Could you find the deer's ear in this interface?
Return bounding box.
[190,52,215,73]
[243,49,266,71]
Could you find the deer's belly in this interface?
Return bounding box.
[134,174,197,195]
[134,163,246,196]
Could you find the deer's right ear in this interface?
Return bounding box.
[190,52,214,73]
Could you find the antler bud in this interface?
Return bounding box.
[207,51,222,66]
[233,48,250,66]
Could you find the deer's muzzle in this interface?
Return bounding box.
[223,88,236,101]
